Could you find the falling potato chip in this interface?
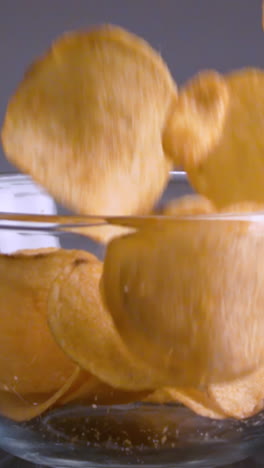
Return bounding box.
[0,367,81,422]
[143,387,226,420]
[1,25,175,242]
[185,69,264,208]
[163,70,229,167]
[207,366,264,419]
[102,217,264,386]
[48,257,167,391]
[160,194,216,216]
[0,248,97,398]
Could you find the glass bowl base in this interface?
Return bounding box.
[1,403,264,467]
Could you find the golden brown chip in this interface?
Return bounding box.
[163,70,229,167]
[143,387,226,420]
[186,69,264,208]
[0,367,83,422]
[102,218,264,386]
[160,194,215,216]
[0,365,146,421]
[48,257,166,391]
[1,25,175,236]
[0,248,97,396]
[208,366,264,419]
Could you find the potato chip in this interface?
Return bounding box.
[102,218,264,386]
[48,257,167,391]
[160,194,215,216]
[163,71,229,167]
[0,248,97,396]
[143,387,226,420]
[0,367,81,422]
[185,69,264,208]
[1,25,175,239]
[144,366,264,420]
[208,366,264,419]
[0,366,145,422]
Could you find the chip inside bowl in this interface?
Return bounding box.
[163,70,229,168]
[47,256,167,392]
[0,248,99,421]
[1,25,176,245]
[185,68,264,208]
[102,217,264,387]
[207,365,264,419]
[143,386,226,420]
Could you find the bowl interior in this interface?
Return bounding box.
[1,171,264,468]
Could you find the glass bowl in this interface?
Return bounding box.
[1,171,264,468]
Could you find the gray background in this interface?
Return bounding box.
[0,0,263,172]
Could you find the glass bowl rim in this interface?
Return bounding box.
[0,170,264,230]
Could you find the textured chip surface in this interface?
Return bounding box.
[102,218,264,386]
[1,25,175,228]
[48,257,165,391]
[186,69,264,208]
[0,248,97,420]
[163,71,229,167]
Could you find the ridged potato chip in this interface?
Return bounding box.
[102,218,264,386]
[48,256,167,391]
[0,248,98,395]
[0,248,99,420]
[163,71,229,167]
[111,199,264,421]
[186,69,264,208]
[1,25,175,244]
[207,366,264,419]
[143,387,226,420]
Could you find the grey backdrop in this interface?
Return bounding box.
[0,0,263,172]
